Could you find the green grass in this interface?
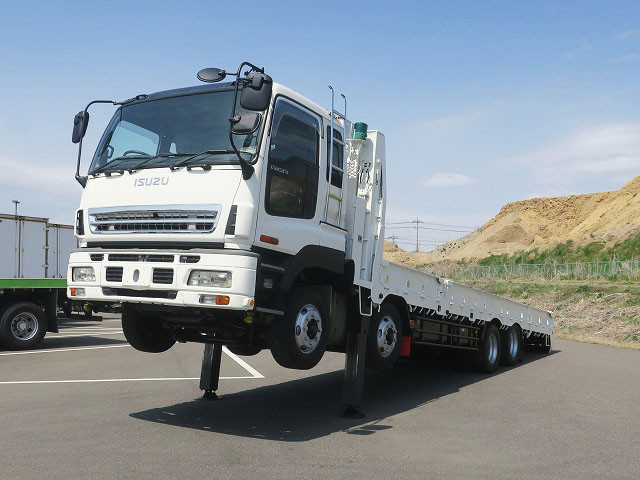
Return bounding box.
[477,232,640,266]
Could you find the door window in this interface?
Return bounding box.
[265,99,320,219]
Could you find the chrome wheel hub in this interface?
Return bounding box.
[508,328,519,358]
[294,304,322,354]
[376,316,398,358]
[487,332,499,365]
[10,312,38,341]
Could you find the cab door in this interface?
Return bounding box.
[255,97,322,255]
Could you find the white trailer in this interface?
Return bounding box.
[67,61,553,413]
[0,214,77,349]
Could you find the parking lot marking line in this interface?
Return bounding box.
[0,376,258,385]
[51,332,124,338]
[0,344,131,356]
[222,346,264,378]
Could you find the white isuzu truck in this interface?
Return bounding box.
[67,61,553,414]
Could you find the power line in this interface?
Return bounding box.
[385,221,476,230]
[385,226,472,233]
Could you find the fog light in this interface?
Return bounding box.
[72,267,95,282]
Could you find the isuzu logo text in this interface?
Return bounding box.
[134,177,169,186]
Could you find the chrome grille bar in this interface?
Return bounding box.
[88,204,221,234]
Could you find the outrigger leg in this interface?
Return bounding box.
[198,343,223,401]
[341,315,369,418]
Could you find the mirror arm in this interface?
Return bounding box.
[74,99,118,188]
[227,61,263,181]
[228,116,254,180]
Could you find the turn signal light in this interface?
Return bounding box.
[216,295,230,305]
[260,234,279,245]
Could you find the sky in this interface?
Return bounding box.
[0,0,639,251]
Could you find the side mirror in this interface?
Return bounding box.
[197,67,227,83]
[240,73,273,111]
[231,113,261,135]
[72,111,89,144]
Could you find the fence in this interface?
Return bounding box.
[426,260,640,281]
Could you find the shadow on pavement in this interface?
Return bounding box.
[131,348,558,442]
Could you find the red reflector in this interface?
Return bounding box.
[399,336,411,357]
[260,235,279,245]
[70,288,77,297]
[216,295,230,305]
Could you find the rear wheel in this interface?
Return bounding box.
[269,287,329,370]
[501,325,523,366]
[0,302,47,350]
[472,323,501,373]
[121,308,175,353]
[366,304,402,372]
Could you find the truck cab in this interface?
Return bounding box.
[68,63,382,369]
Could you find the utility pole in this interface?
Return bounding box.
[411,217,424,252]
[12,200,20,217]
[387,235,399,247]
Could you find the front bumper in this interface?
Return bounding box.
[67,249,257,310]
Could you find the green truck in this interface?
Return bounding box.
[0,214,76,349]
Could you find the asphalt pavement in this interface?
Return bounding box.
[1,314,638,480]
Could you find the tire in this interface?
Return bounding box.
[227,345,262,356]
[501,325,523,366]
[366,304,403,372]
[472,322,501,373]
[0,302,47,350]
[121,308,175,353]
[269,287,330,370]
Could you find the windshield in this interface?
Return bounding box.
[89,90,262,174]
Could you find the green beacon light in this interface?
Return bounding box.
[353,122,368,140]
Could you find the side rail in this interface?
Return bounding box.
[373,261,555,338]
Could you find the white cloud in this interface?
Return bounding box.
[0,157,72,191]
[422,173,476,188]
[615,29,640,40]
[508,123,640,186]
[416,99,508,132]
[613,53,640,63]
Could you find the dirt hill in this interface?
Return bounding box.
[385,177,640,264]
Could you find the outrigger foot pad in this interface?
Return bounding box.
[198,390,221,401]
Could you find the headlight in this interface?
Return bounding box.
[72,267,95,282]
[188,270,232,288]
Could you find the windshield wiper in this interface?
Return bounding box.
[90,155,149,176]
[128,153,192,173]
[168,150,236,171]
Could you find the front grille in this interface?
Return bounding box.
[153,268,174,284]
[179,255,200,264]
[88,205,220,234]
[90,254,104,261]
[108,254,174,262]
[105,266,123,282]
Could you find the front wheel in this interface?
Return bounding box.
[0,302,47,350]
[366,304,403,372]
[121,308,175,353]
[227,345,262,356]
[269,287,329,370]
